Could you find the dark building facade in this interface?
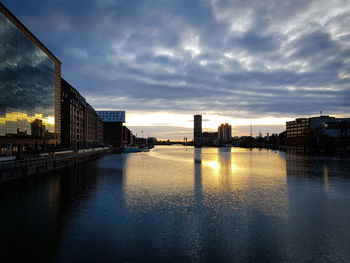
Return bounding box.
[101,122,123,147]
[96,111,126,147]
[60,79,103,149]
[286,115,350,151]
[286,116,334,146]
[202,132,218,145]
[323,120,350,138]
[123,126,131,146]
[218,123,232,143]
[194,115,202,145]
[0,3,61,156]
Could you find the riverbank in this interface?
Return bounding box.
[0,147,110,183]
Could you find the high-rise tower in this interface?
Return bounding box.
[194,115,202,144]
[218,123,232,143]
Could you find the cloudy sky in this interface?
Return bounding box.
[4,0,350,139]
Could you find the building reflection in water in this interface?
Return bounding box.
[285,152,350,261]
[0,172,63,262]
[194,147,202,203]
[55,154,127,262]
[195,147,290,261]
[0,155,127,262]
[200,148,232,187]
[2,147,350,262]
[286,151,350,179]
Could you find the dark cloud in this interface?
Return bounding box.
[238,32,279,52]
[289,30,339,64]
[3,0,350,118]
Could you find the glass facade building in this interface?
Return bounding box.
[0,3,61,147]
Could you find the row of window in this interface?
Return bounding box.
[0,12,55,138]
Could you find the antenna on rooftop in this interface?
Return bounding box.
[250,125,252,137]
[320,110,322,116]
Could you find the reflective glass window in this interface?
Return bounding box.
[0,12,55,138]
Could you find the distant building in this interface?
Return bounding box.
[60,79,103,149]
[122,126,130,146]
[148,137,157,144]
[96,111,125,147]
[279,131,287,146]
[96,111,125,122]
[324,120,350,138]
[101,122,123,147]
[0,3,61,155]
[130,134,136,146]
[218,123,232,143]
[31,119,45,138]
[286,115,332,146]
[202,132,218,145]
[286,115,350,148]
[194,115,202,145]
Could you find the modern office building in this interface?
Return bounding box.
[61,79,103,149]
[0,3,61,155]
[323,120,350,138]
[194,115,202,145]
[96,111,125,147]
[286,115,350,147]
[218,123,232,143]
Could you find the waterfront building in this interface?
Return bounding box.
[323,120,350,138]
[194,115,202,145]
[130,134,136,146]
[286,115,350,148]
[202,132,218,145]
[96,111,125,122]
[122,126,130,146]
[218,123,232,143]
[61,79,103,149]
[148,137,157,144]
[96,111,125,147]
[279,131,287,146]
[0,3,61,155]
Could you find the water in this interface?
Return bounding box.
[1,146,350,262]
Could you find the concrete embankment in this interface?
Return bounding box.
[0,147,110,183]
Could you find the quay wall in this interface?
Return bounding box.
[0,147,110,183]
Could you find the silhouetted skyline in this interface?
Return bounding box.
[3,0,349,139]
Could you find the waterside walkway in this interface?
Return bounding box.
[0,147,110,183]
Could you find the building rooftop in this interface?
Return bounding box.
[96,111,126,122]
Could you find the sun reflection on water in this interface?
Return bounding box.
[122,146,289,220]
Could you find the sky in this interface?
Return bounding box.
[3,0,350,139]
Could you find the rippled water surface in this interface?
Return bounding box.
[1,146,350,262]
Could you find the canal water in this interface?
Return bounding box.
[1,146,350,262]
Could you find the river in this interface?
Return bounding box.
[1,145,350,262]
